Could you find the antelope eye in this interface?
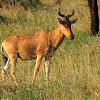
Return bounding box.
[62,21,66,24]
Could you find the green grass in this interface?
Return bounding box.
[0,0,100,100]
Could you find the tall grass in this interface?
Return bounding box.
[0,0,100,100]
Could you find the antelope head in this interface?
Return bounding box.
[58,9,78,40]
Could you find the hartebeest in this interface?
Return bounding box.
[1,9,78,85]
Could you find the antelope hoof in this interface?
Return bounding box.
[15,81,19,86]
[46,80,49,85]
[32,80,35,85]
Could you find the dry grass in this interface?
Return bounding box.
[0,0,100,99]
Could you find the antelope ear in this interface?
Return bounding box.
[71,18,78,24]
[58,18,65,24]
[58,18,62,24]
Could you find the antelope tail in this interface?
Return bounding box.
[1,43,8,64]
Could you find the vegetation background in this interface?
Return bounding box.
[0,0,100,99]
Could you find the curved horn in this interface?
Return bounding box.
[57,8,65,17]
[66,10,74,18]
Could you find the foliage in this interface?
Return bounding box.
[0,0,40,9]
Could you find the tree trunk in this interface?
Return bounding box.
[88,0,99,36]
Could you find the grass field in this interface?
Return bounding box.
[0,0,100,100]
